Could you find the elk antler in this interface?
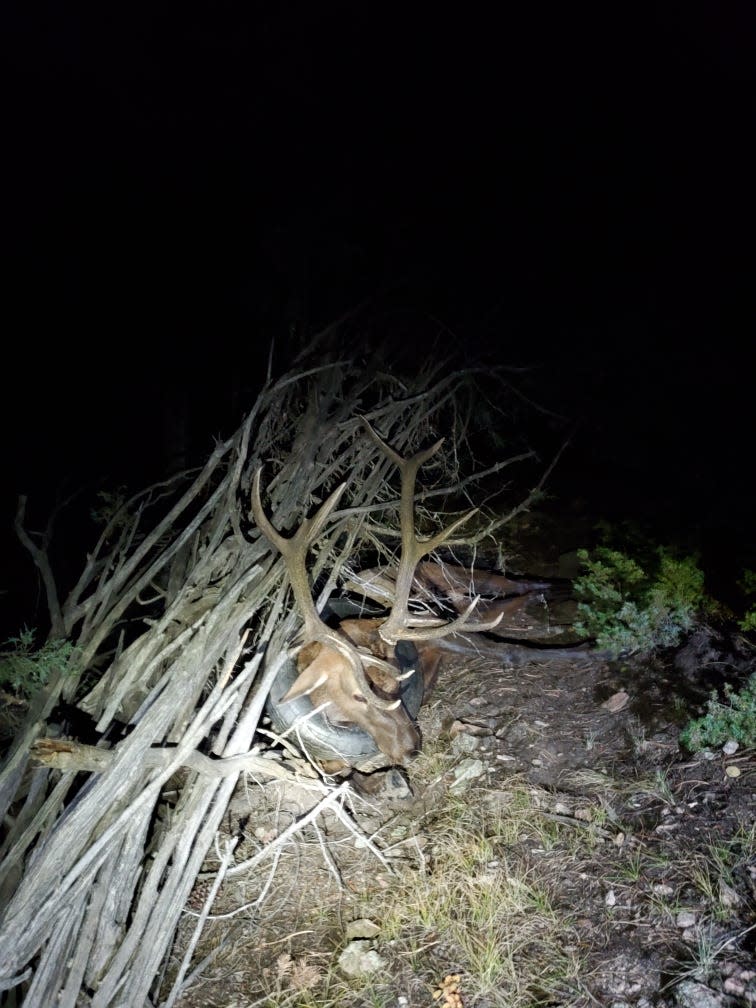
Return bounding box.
[363,421,505,645]
[250,469,403,712]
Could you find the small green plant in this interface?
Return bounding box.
[0,629,78,700]
[679,673,756,752]
[573,545,709,658]
[737,569,756,632]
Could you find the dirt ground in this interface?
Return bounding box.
[166,517,756,1008]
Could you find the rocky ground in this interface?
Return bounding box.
[166,515,756,1008]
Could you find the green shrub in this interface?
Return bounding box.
[737,569,756,633]
[574,546,709,658]
[0,629,78,700]
[680,673,756,751]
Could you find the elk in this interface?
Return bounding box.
[343,560,553,640]
[250,422,506,765]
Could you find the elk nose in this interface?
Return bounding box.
[383,722,421,765]
[403,724,422,760]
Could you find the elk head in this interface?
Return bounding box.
[251,422,503,765]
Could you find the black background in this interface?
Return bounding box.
[3,3,755,636]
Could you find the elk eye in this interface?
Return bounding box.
[353,693,368,704]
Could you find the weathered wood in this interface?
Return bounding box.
[0,334,554,1005]
[30,736,296,782]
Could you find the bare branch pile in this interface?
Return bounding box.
[0,332,547,1006]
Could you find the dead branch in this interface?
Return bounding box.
[29,737,296,782]
[14,497,64,639]
[0,331,559,1006]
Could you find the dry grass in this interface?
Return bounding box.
[359,795,587,1006]
[236,742,595,1008]
[169,735,756,1008]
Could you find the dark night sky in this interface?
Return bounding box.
[3,3,755,634]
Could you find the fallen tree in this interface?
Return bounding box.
[0,328,562,1006]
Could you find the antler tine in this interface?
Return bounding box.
[251,468,348,641]
[389,596,504,640]
[363,422,503,644]
[251,468,402,711]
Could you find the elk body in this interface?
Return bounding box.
[251,423,541,767]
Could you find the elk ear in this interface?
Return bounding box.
[281,662,329,702]
[282,643,347,702]
[395,639,418,672]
